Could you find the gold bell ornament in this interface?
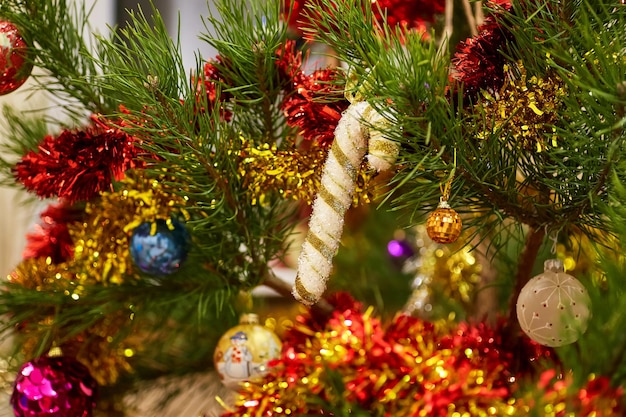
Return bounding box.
[213,313,282,390]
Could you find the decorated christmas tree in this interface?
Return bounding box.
[0,0,626,416]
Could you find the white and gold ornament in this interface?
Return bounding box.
[293,100,399,305]
[213,314,282,390]
[516,259,591,347]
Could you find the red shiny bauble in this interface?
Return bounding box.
[0,20,32,95]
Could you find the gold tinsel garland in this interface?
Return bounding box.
[476,62,565,152]
[403,225,482,317]
[238,137,376,206]
[9,259,137,385]
[238,138,327,206]
[59,312,136,386]
[9,257,76,292]
[70,171,190,285]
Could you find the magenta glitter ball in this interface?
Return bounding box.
[0,20,33,95]
[10,356,97,417]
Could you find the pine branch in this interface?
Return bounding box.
[397,1,624,241]
[2,0,111,117]
[199,0,291,141]
[94,5,188,115]
[506,226,546,325]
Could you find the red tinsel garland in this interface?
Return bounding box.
[283,0,445,36]
[14,118,141,204]
[223,294,623,416]
[277,40,348,147]
[194,58,233,121]
[22,202,82,264]
[281,68,348,147]
[275,39,304,83]
[451,0,514,100]
[371,0,445,28]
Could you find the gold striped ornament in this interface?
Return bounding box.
[293,101,399,305]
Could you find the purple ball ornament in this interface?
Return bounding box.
[387,235,415,269]
[11,355,97,417]
[387,239,415,259]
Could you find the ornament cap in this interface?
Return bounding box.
[437,198,451,209]
[239,313,259,325]
[544,259,564,273]
[47,346,63,357]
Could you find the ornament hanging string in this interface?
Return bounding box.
[547,227,559,255]
[426,150,463,245]
[293,69,400,305]
[439,149,457,203]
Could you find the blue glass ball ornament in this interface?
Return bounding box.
[129,218,191,276]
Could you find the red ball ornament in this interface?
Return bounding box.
[426,200,462,244]
[11,355,97,417]
[0,20,32,95]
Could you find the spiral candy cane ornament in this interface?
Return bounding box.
[366,108,400,172]
[293,101,399,305]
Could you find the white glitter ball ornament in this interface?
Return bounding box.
[516,259,591,347]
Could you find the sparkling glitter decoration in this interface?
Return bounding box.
[214,314,282,390]
[516,259,591,347]
[0,20,32,95]
[129,217,191,276]
[426,199,463,244]
[69,172,190,285]
[11,355,97,417]
[476,63,565,152]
